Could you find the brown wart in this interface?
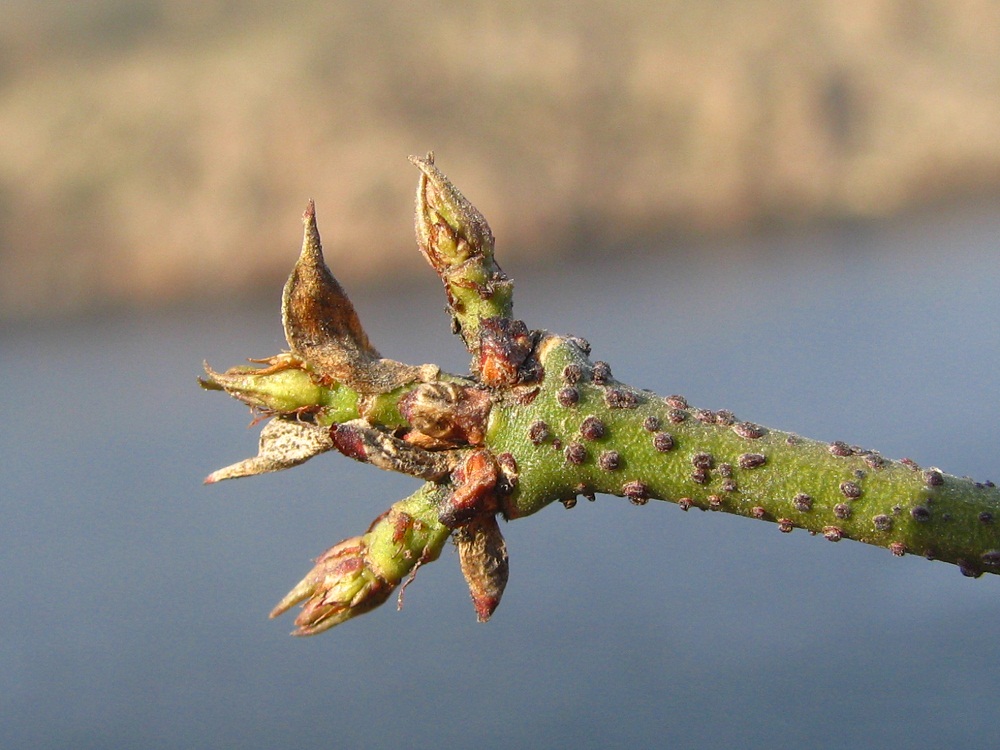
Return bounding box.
[513,386,541,405]
[496,452,519,493]
[713,410,736,426]
[565,442,587,465]
[981,550,1000,567]
[562,363,583,384]
[568,336,592,355]
[604,388,639,409]
[528,420,550,445]
[653,432,675,452]
[691,452,715,470]
[829,441,853,457]
[580,415,606,441]
[840,481,863,500]
[958,560,982,578]
[864,452,886,469]
[557,386,580,407]
[598,450,621,471]
[923,469,944,487]
[592,361,612,384]
[732,421,766,439]
[668,408,689,424]
[833,503,852,519]
[738,453,767,470]
[793,493,813,512]
[873,514,893,531]
[622,480,650,505]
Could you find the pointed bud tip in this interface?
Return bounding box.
[301,201,321,257]
[407,152,435,169]
[269,589,303,620]
[473,597,500,622]
[268,605,287,620]
[198,362,224,391]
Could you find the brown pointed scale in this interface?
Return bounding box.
[282,201,422,394]
[454,514,509,622]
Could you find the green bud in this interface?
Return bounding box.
[270,484,452,634]
[409,154,512,355]
[201,358,350,415]
[269,536,393,636]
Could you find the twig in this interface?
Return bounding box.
[202,156,1000,635]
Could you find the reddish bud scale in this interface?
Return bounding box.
[477,318,536,387]
[329,423,368,461]
[440,450,501,528]
[399,381,492,446]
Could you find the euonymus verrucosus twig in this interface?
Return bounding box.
[202,154,1000,635]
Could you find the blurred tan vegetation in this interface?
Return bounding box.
[2,0,999,320]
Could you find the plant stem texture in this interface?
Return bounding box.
[203,156,1000,634]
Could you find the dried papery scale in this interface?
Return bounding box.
[203,155,1000,636]
[454,514,510,622]
[282,201,426,395]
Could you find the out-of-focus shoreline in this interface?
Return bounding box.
[2,0,999,320]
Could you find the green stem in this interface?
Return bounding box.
[200,360,473,431]
[204,155,1000,636]
[486,335,1000,576]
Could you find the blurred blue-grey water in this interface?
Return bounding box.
[4,204,1000,749]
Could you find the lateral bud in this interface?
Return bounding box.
[455,514,509,622]
[282,200,422,394]
[409,154,513,358]
[200,356,330,414]
[410,153,495,269]
[269,536,393,636]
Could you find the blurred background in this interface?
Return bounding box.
[4,1,1000,748]
[2,0,1000,319]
